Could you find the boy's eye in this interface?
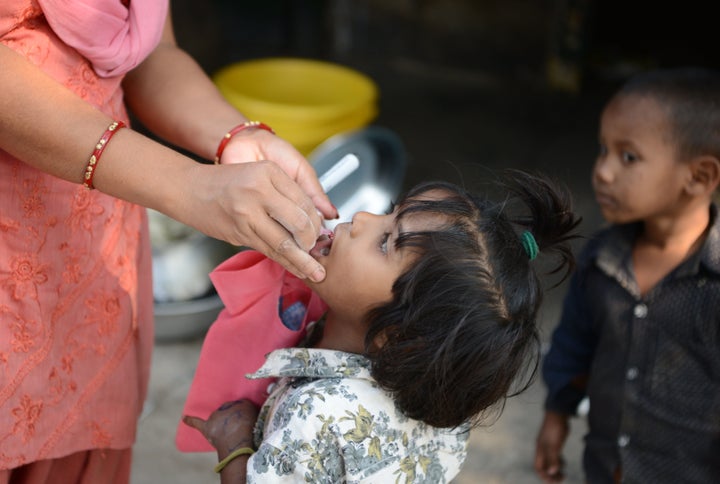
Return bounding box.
[598,143,608,157]
[621,151,638,163]
[379,232,390,254]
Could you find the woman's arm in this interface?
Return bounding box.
[121,12,246,160]
[121,12,336,219]
[0,40,328,281]
[0,42,118,184]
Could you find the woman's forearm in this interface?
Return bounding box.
[0,42,209,226]
[122,13,246,161]
[0,14,331,280]
[0,43,118,184]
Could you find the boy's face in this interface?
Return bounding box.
[307,193,444,322]
[593,94,691,224]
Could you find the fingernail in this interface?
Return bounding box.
[310,267,326,282]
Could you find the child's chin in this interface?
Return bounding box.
[599,209,628,224]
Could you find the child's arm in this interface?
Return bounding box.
[534,410,570,483]
[183,399,258,484]
[535,269,595,482]
[542,271,595,414]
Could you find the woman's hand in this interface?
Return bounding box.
[220,128,338,222]
[195,128,338,282]
[121,18,337,282]
[175,157,329,282]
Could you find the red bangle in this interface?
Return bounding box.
[83,120,126,189]
[214,121,275,164]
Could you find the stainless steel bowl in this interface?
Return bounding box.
[149,211,237,343]
[154,293,224,343]
[310,126,406,228]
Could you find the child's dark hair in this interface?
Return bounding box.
[364,170,580,429]
[614,67,720,162]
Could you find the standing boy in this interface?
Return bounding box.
[534,67,720,483]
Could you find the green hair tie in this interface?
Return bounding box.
[521,231,539,261]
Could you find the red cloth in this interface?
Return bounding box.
[175,251,327,452]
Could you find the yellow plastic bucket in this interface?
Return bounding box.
[213,58,378,155]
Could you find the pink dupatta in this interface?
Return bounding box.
[37,0,168,77]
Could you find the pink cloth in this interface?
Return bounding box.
[176,251,327,452]
[1,2,154,470]
[37,0,168,77]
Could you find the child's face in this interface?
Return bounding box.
[307,195,442,322]
[593,94,691,224]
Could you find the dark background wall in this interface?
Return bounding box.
[167,0,719,228]
[171,0,718,91]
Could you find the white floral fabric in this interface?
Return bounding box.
[246,348,470,483]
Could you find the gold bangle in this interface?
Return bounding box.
[214,446,255,473]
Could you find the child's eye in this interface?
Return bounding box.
[621,151,638,163]
[598,143,608,157]
[379,232,390,254]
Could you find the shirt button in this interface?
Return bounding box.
[626,367,639,380]
[633,303,648,318]
[618,434,630,447]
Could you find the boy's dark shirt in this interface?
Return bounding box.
[543,205,720,483]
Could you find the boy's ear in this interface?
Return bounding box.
[686,155,720,196]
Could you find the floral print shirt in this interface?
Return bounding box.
[246,348,470,483]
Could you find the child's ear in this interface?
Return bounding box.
[686,155,720,196]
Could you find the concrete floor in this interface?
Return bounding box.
[130,57,613,483]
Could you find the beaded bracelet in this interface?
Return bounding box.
[214,121,275,164]
[214,447,255,473]
[83,120,126,189]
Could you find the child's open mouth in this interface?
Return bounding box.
[310,228,334,259]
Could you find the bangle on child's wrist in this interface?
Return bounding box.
[214,446,255,473]
[214,121,275,164]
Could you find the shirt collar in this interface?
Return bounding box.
[247,347,373,381]
[591,203,720,295]
[701,203,720,274]
[593,223,639,295]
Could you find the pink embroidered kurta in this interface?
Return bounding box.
[0,1,156,469]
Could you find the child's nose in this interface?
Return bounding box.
[593,158,614,184]
[350,211,382,234]
[351,211,378,224]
